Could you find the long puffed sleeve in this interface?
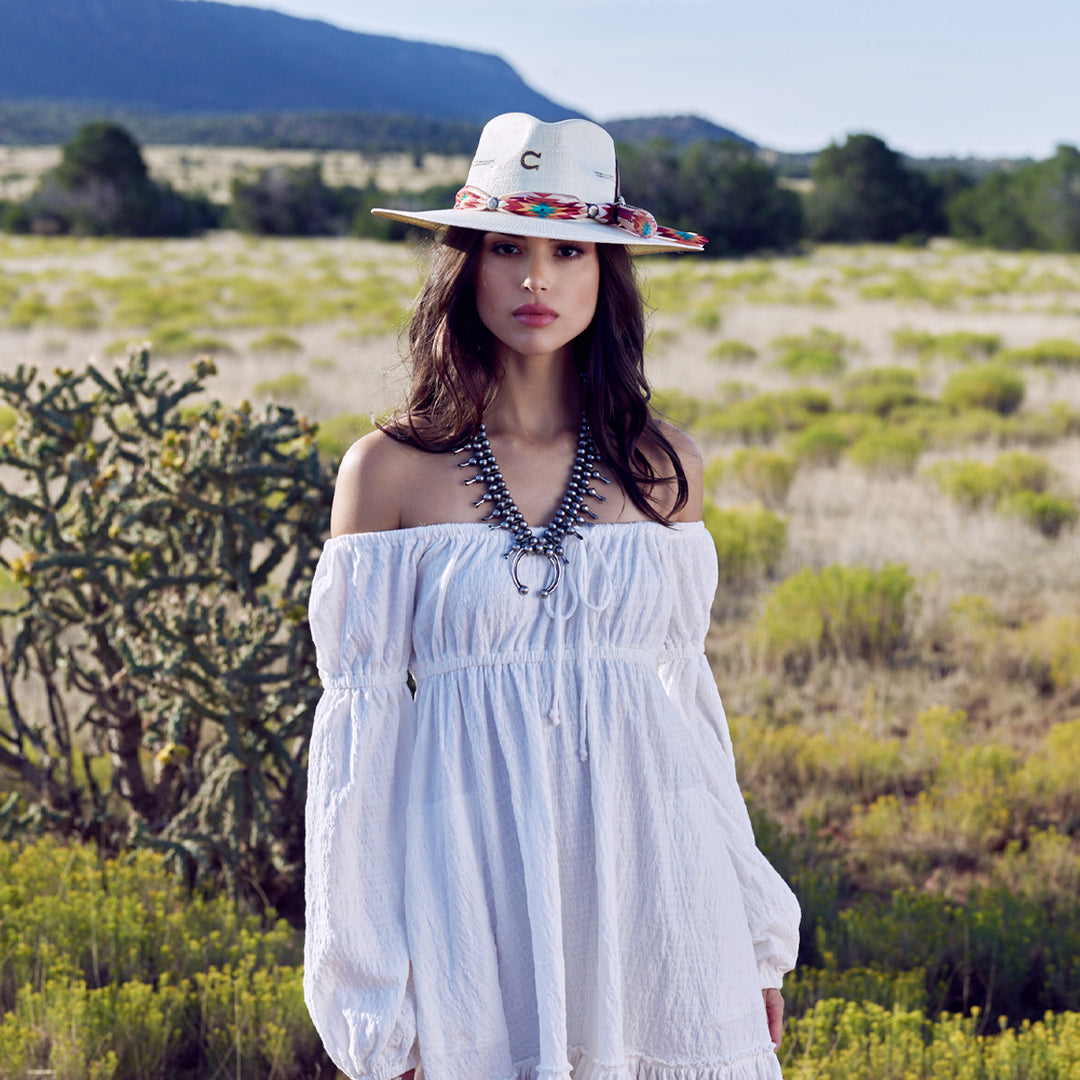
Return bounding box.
[658,528,801,991]
[304,533,422,1080]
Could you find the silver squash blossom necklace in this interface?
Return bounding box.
[454,417,611,597]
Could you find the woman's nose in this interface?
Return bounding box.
[522,255,549,292]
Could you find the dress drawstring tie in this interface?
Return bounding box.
[542,542,615,761]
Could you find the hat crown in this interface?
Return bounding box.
[465,113,618,205]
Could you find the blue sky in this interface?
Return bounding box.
[215,0,1078,158]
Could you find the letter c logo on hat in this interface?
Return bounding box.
[521,151,542,170]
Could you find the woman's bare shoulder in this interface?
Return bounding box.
[330,429,424,537]
[649,420,704,523]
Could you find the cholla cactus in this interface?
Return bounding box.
[0,347,333,919]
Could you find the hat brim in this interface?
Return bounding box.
[370,206,704,255]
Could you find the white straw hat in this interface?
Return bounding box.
[371,112,707,255]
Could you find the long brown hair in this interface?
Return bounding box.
[382,226,688,523]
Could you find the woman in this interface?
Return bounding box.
[304,112,800,1080]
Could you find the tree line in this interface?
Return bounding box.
[3,122,1079,254]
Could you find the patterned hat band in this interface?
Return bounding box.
[454,185,707,249]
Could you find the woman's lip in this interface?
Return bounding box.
[513,304,557,326]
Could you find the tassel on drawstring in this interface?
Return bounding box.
[540,543,615,763]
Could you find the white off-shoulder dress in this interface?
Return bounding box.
[304,521,800,1080]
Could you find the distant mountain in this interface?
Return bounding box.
[605,116,757,148]
[0,0,578,123]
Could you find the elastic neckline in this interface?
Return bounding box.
[323,519,707,549]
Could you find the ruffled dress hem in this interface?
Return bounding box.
[498,1044,783,1080]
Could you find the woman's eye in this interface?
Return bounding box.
[491,242,519,256]
[557,245,584,258]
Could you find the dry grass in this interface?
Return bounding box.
[0,145,471,203]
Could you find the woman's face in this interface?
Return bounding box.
[474,232,600,362]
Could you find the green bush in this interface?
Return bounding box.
[708,339,759,363]
[52,289,102,331]
[1014,617,1080,692]
[0,838,327,1080]
[1000,491,1078,537]
[786,414,874,466]
[999,337,1080,368]
[845,428,926,475]
[756,563,916,670]
[701,389,835,443]
[892,327,1001,362]
[250,331,303,355]
[152,328,236,357]
[708,448,797,506]
[784,966,929,1019]
[772,327,855,378]
[782,1000,1080,1075]
[702,501,787,587]
[254,371,310,404]
[925,459,1005,507]
[840,367,927,417]
[924,451,1056,520]
[315,411,375,462]
[940,364,1025,416]
[650,387,712,429]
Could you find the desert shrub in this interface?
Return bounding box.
[999,337,1080,368]
[702,501,787,587]
[840,367,927,417]
[756,563,916,670]
[52,289,102,331]
[940,364,1025,416]
[730,717,917,823]
[999,491,1078,537]
[700,399,779,442]
[925,451,1059,528]
[892,327,1001,362]
[0,838,328,1080]
[702,388,832,442]
[784,966,929,1020]
[772,326,855,378]
[783,999,1080,1074]
[0,403,15,434]
[152,328,236,357]
[1013,618,1080,693]
[315,412,375,462]
[708,339,759,363]
[690,304,722,331]
[0,350,333,917]
[709,448,797,506]
[845,427,926,475]
[254,371,310,404]
[250,331,303,355]
[991,448,1054,492]
[817,879,1080,1024]
[5,290,51,329]
[650,387,711,429]
[924,459,1002,506]
[786,414,874,466]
